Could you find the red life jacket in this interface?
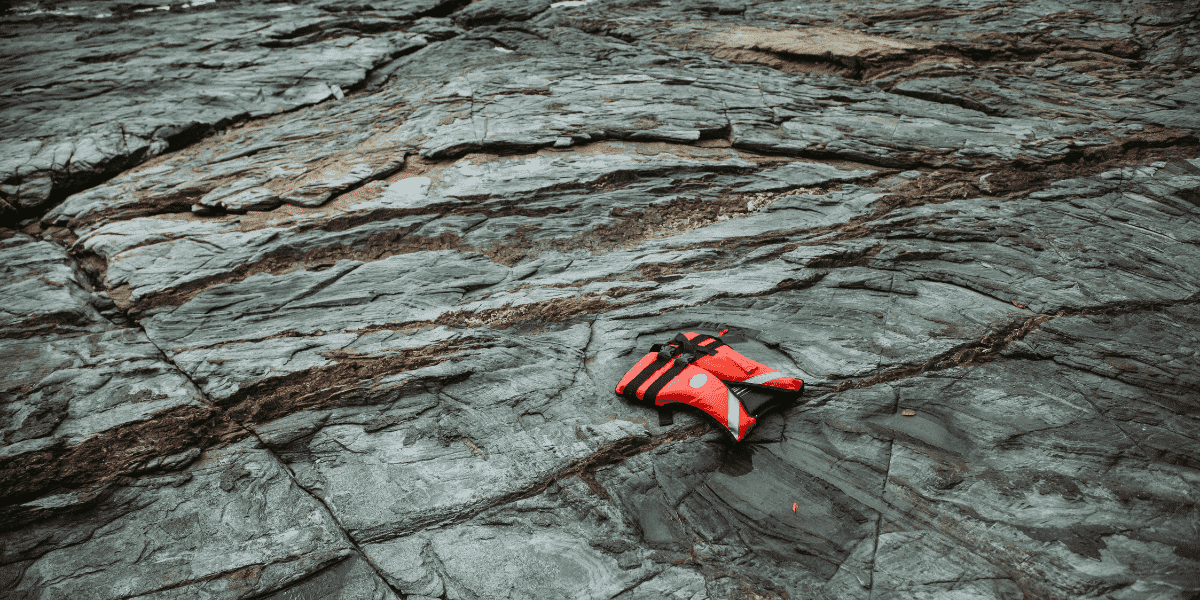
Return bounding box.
[615,332,805,441]
[670,332,804,392]
[615,348,756,441]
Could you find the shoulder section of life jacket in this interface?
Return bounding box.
[616,349,755,441]
[678,332,804,392]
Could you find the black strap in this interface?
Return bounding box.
[658,407,675,426]
[669,333,722,357]
[643,358,690,404]
[622,354,672,402]
[727,380,804,417]
[689,334,727,350]
[625,332,728,404]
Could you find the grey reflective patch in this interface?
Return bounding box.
[727,390,740,437]
[744,372,786,385]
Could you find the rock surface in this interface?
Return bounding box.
[3,0,1200,598]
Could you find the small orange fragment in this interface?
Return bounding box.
[902,409,917,417]
[1011,300,1026,309]
[718,329,729,337]
[792,502,798,512]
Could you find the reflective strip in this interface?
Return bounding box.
[727,389,740,438]
[744,371,786,385]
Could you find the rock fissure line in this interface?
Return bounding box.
[85,559,321,600]
[828,289,1200,396]
[247,427,409,600]
[5,2,1200,597]
[865,509,883,600]
[865,265,900,597]
[356,422,711,545]
[2,24,433,229]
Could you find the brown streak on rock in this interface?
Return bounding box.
[829,292,1200,395]
[124,230,462,316]
[987,127,1200,195]
[533,423,710,504]
[577,470,612,502]
[434,295,618,331]
[67,189,205,232]
[219,339,484,427]
[0,311,98,340]
[354,294,623,336]
[0,405,243,517]
[692,129,1200,259]
[806,245,882,269]
[0,340,498,522]
[834,314,1052,393]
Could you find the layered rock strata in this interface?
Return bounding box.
[2,0,1199,598]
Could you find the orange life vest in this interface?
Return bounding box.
[615,332,804,441]
[669,332,804,391]
[615,347,756,440]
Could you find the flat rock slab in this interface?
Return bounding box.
[2,438,380,600]
[0,233,213,514]
[0,1,432,216]
[3,0,1200,599]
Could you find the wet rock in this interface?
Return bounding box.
[408,17,467,41]
[453,0,553,27]
[0,233,211,510]
[1,438,361,599]
[3,0,1200,598]
[0,2,424,217]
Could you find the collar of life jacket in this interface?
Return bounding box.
[650,333,721,365]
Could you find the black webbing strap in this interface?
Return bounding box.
[622,354,672,402]
[658,406,675,426]
[625,331,729,404]
[727,380,804,417]
[670,333,722,356]
[642,359,690,404]
[692,334,727,350]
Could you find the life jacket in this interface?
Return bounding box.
[615,331,804,441]
[616,347,755,440]
[665,332,805,392]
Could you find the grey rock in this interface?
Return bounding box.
[2,439,358,600]
[259,554,399,600]
[360,482,673,600]
[408,17,467,41]
[5,0,1200,598]
[0,2,421,216]
[454,0,553,27]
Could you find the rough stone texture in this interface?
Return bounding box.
[3,0,1200,598]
